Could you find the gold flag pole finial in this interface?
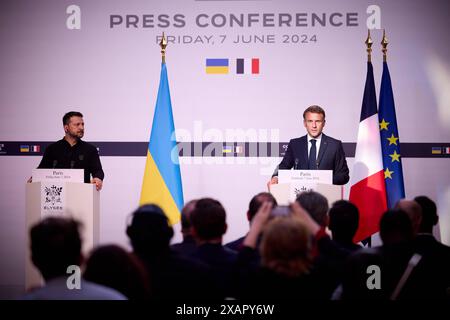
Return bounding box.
[365,30,373,62]
[381,29,389,62]
[159,32,167,63]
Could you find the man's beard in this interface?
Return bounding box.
[68,131,83,139]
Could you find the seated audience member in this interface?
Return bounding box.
[399,196,450,299]
[395,199,423,236]
[414,196,439,236]
[413,196,450,254]
[236,202,322,299]
[126,204,215,300]
[296,191,351,298]
[296,191,329,227]
[338,198,450,300]
[308,200,362,299]
[225,192,277,252]
[328,200,362,251]
[340,209,416,300]
[23,217,126,300]
[83,244,151,300]
[379,209,415,245]
[189,198,238,298]
[171,199,198,257]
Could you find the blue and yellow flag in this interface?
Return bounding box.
[140,62,184,225]
[379,61,405,208]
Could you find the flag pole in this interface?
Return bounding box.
[363,29,374,248]
[159,32,167,64]
[365,29,373,62]
[381,29,388,62]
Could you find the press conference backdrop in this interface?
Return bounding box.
[0,0,449,298]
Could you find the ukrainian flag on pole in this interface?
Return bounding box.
[140,61,184,225]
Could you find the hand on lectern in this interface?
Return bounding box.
[91,177,103,191]
[266,176,278,191]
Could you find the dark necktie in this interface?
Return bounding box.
[308,139,317,169]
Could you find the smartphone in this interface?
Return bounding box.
[271,205,291,217]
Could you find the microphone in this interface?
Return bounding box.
[52,160,58,168]
[294,158,299,170]
[70,160,75,169]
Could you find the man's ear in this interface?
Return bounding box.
[223,223,228,235]
[433,215,439,226]
[246,211,251,222]
[63,125,68,133]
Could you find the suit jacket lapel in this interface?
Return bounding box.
[300,135,308,168]
[317,134,328,168]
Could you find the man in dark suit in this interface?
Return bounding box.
[225,192,277,252]
[269,105,349,185]
[126,204,216,300]
[170,199,198,257]
[189,198,238,299]
[29,111,104,190]
[402,196,450,299]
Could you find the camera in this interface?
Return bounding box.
[270,205,291,217]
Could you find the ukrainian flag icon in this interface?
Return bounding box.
[205,59,229,74]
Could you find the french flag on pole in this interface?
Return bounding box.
[349,60,388,243]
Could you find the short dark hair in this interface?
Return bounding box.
[63,111,83,126]
[379,209,414,245]
[248,192,278,221]
[296,191,329,226]
[303,105,325,120]
[30,217,82,280]
[181,200,198,232]
[83,244,151,300]
[329,200,359,241]
[126,204,173,255]
[414,196,438,233]
[190,198,226,240]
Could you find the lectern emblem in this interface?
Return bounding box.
[294,187,304,197]
[44,185,63,206]
[294,186,312,197]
